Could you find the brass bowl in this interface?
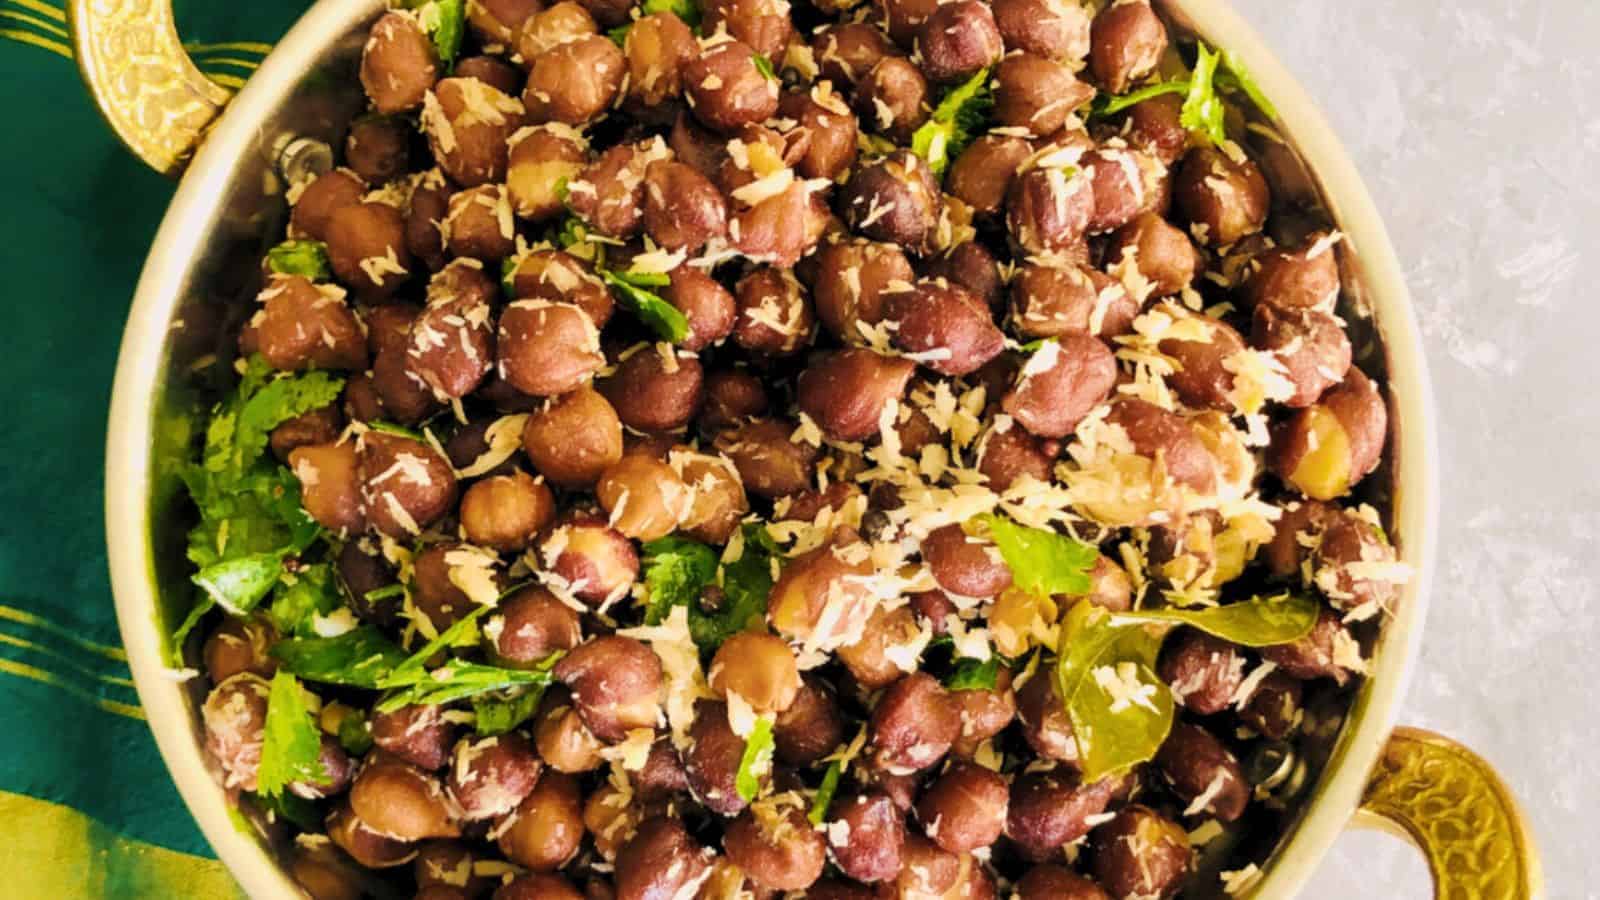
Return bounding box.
[85,0,1540,896]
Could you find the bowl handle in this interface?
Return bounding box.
[66,0,230,176]
[1354,726,1543,898]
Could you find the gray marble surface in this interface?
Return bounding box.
[1226,0,1598,896]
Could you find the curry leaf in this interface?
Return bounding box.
[1055,600,1175,782]
[1109,593,1319,647]
[256,672,328,799]
[974,513,1098,599]
[735,716,776,802]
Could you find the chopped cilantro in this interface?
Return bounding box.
[265,240,331,281]
[911,67,993,178]
[1180,41,1227,146]
[808,759,842,824]
[272,626,409,688]
[472,685,550,736]
[735,716,776,802]
[638,525,778,652]
[408,0,466,69]
[376,658,561,713]
[193,552,286,617]
[751,53,778,82]
[1217,48,1278,119]
[268,563,341,637]
[643,0,701,28]
[944,656,1001,692]
[1091,79,1190,118]
[599,269,690,344]
[256,671,328,799]
[641,537,720,626]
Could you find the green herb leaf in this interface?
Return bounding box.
[268,563,342,637]
[608,24,631,46]
[1055,600,1174,781]
[381,606,493,689]
[910,67,993,178]
[414,0,466,68]
[641,537,721,625]
[600,269,690,343]
[366,420,424,441]
[642,0,701,28]
[472,684,550,736]
[254,790,323,831]
[272,626,409,688]
[265,240,332,280]
[168,597,217,667]
[501,255,521,299]
[376,658,561,713]
[256,671,328,799]
[735,716,776,802]
[945,656,1001,692]
[1109,593,1319,647]
[1180,41,1227,146]
[337,712,374,755]
[751,53,778,81]
[638,525,776,651]
[192,552,285,616]
[1091,79,1191,119]
[974,513,1098,599]
[610,268,672,288]
[363,583,406,604]
[1217,49,1277,119]
[808,759,842,824]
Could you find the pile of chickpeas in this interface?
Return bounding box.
[196,0,1406,897]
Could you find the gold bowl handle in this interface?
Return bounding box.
[1357,727,1543,899]
[67,0,230,176]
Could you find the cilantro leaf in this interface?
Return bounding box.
[381,606,493,688]
[253,790,322,831]
[472,684,550,736]
[638,525,775,651]
[599,269,690,344]
[808,759,842,824]
[735,716,776,802]
[168,597,217,666]
[265,240,331,280]
[752,53,778,81]
[268,563,342,637]
[256,671,328,799]
[944,656,1001,692]
[376,658,561,713]
[1217,49,1278,119]
[1179,41,1227,146]
[192,551,286,617]
[1109,593,1319,647]
[1055,600,1174,781]
[643,0,700,28]
[641,537,720,626]
[973,513,1098,598]
[608,24,631,47]
[1091,79,1191,119]
[911,68,993,178]
[409,0,466,68]
[337,712,374,755]
[272,626,409,688]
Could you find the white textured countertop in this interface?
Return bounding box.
[1227,0,1597,896]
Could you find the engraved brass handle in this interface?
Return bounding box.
[66,0,230,176]
[1357,727,1543,899]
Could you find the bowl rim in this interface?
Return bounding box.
[104,1,1438,897]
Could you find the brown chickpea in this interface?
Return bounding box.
[575,0,632,29]
[731,180,833,267]
[993,0,1090,62]
[345,115,410,185]
[1090,805,1192,900]
[871,672,960,773]
[497,771,586,870]
[364,349,433,425]
[467,0,541,45]
[951,667,1016,756]
[1010,261,1136,340]
[684,699,759,816]
[455,55,523,95]
[1014,865,1110,900]
[1260,606,1360,685]
[702,0,793,60]
[642,160,728,252]
[534,689,606,773]
[796,349,916,442]
[291,169,365,242]
[326,801,418,869]
[1157,628,1245,715]
[202,617,277,685]
[567,140,664,239]
[514,1,597,60]
[684,38,781,134]
[361,11,439,114]
[699,371,768,429]
[841,150,943,252]
[554,635,661,740]
[523,34,625,127]
[1239,668,1305,739]
[540,519,640,606]
[485,586,583,668]
[621,12,698,109]
[255,276,368,371]
[289,844,367,900]
[713,417,818,497]
[922,524,1011,597]
[887,832,960,898]
[1154,307,1248,411]
[1005,770,1117,861]
[447,733,542,821]
[1088,0,1168,93]
[724,802,827,890]
[508,249,614,327]
[414,841,496,897]
[201,673,269,791]
[779,85,859,181]
[496,874,583,900]
[443,185,517,263]
[1246,230,1342,312]
[1106,210,1201,297]
[1174,145,1271,247]
[326,202,413,298]
[1003,333,1117,438]
[813,22,898,88]
[271,404,344,464]
[976,419,1055,492]
[1006,161,1095,255]
[886,278,1005,377]
[1105,396,1218,494]
[915,0,1002,84]
[1122,91,1189,166]
[855,57,930,143]
[371,704,457,771]
[460,470,554,551]
[877,0,939,47]
[733,268,815,356]
[602,346,706,433]
[412,542,497,632]
[496,300,604,397]
[1311,508,1400,615]
[1253,304,1352,407]
[1083,145,1167,234]
[506,125,589,224]
[359,431,457,539]
[662,266,737,352]
[993,53,1094,137]
[523,386,624,488]
[768,530,875,645]
[350,758,461,842]
[837,604,923,690]
[709,632,801,714]
[811,240,915,344]
[408,266,497,400]
[614,818,715,900]
[424,78,524,188]
[947,136,1031,221]
[1154,721,1249,821]
[920,241,1002,312]
[1015,669,1079,766]
[1269,368,1387,500]
[290,442,368,534]
[596,453,690,541]
[826,791,905,883]
[915,761,1008,854]
[406,179,452,272]
[773,678,846,767]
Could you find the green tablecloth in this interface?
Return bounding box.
[0,2,308,895]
